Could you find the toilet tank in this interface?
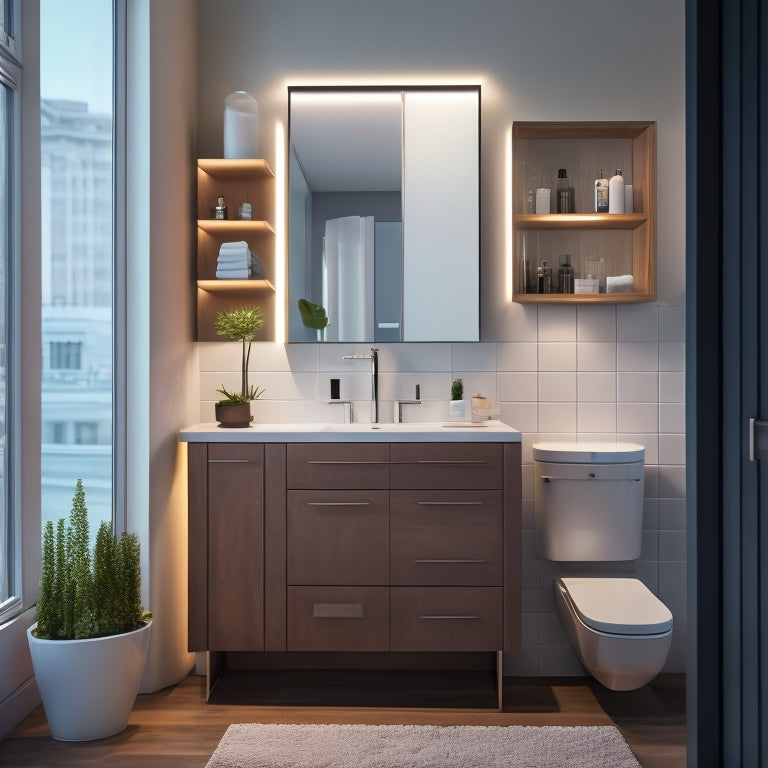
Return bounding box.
[533,442,645,562]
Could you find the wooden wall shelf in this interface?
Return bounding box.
[196,159,276,340]
[512,121,656,303]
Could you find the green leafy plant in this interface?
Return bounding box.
[297,298,329,330]
[214,305,266,403]
[34,479,150,640]
[451,377,464,401]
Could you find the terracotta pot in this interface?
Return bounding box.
[215,402,253,428]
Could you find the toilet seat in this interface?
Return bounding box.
[559,577,673,636]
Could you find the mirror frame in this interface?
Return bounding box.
[287,84,481,344]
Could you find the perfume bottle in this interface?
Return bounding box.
[214,196,228,220]
[595,170,609,212]
[555,168,573,213]
[558,255,574,294]
[536,260,552,293]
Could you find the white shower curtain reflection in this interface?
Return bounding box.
[322,216,374,341]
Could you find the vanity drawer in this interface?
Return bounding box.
[390,490,502,586]
[287,490,389,585]
[287,443,390,489]
[390,443,502,489]
[287,586,389,652]
[390,587,503,652]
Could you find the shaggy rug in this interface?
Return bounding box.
[205,723,641,768]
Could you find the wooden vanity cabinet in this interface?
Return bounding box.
[283,442,520,654]
[188,440,522,660]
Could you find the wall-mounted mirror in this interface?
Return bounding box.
[288,86,480,343]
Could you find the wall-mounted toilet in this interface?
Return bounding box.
[533,442,673,691]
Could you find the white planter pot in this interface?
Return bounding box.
[27,620,151,741]
[449,399,469,420]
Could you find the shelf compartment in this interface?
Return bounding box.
[198,158,274,178]
[197,220,275,236]
[197,279,276,293]
[514,213,648,231]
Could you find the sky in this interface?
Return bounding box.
[40,0,113,115]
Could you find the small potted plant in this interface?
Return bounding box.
[214,305,266,427]
[28,479,152,741]
[449,377,468,420]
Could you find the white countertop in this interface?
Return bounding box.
[180,419,521,443]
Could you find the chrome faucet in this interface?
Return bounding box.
[343,347,379,423]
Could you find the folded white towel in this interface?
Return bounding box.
[218,240,249,252]
[217,253,250,265]
[216,268,251,279]
[606,275,634,293]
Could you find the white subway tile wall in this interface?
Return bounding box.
[197,302,686,675]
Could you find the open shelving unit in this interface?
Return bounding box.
[512,121,656,303]
[196,159,276,340]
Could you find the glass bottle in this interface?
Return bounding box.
[223,91,259,158]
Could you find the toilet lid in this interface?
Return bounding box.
[559,577,673,635]
[533,442,645,464]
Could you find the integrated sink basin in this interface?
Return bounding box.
[180,420,521,443]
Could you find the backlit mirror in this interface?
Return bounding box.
[288,86,480,343]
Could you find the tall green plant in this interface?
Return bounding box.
[34,479,149,640]
[214,305,266,403]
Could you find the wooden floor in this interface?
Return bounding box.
[0,671,685,767]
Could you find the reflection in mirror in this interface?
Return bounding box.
[288,86,479,343]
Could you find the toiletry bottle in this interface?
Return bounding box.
[215,195,228,220]
[536,260,552,293]
[555,168,573,213]
[608,169,625,214]
[595,170,609,213]
[558,255,574,293]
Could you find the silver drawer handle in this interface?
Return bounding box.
[419,615,480,620]
[541,474,642,482]
[416,460,488,465]
[308,460,386,465]
[307,502,372,507]
[414,559,487,564]
[416,500,485,506]
[313,603,364,619]
[208,459,257,464]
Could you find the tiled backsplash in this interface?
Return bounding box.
[197,303,686,675]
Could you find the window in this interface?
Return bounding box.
[0,0,17,616]
[49,340,83,370]
[40,0,115,530]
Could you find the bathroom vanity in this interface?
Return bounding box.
[180,421,521,705]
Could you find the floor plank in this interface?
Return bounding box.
[0,672,685,768]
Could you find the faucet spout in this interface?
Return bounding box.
[342,347,380,423]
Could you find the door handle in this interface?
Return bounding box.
[749,418,768,461]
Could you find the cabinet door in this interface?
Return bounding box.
[287,490,389,585]
[390,490,502,585]
[208,443,265,650]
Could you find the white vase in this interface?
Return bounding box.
[27,620,151,741]
[223,91,259,158]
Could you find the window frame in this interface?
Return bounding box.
[0,0,22,623]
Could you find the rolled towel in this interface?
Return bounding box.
[606,275,634,293]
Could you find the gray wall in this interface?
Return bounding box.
[196,0,686,676]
